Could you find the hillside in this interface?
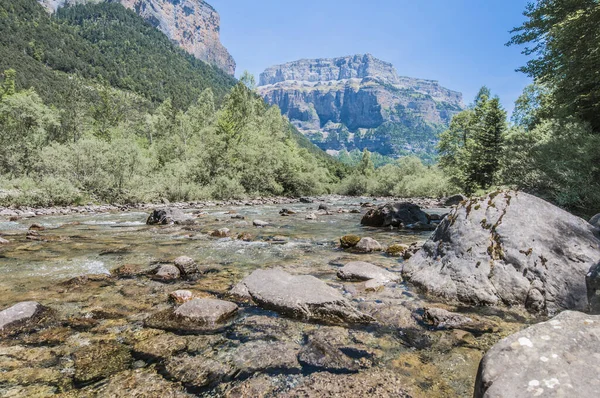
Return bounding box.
[0,0,236,109]
[258,54,465,162]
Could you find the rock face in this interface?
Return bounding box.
[37,0,235,75]
[474,311,600,398]
[361,202,429,228]
[403,191,600,314]
[237,269,373,324]
[257,54,464,158]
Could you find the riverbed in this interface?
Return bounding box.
[0,197,532,397]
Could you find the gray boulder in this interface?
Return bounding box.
[147,208,194,225]
[238,269,373,324]
[403,191,600,314]
[361,202,429,228]
[590,213,600,229]
[474,310,600,398]
[0,301,50,336]
[337,261,399,283]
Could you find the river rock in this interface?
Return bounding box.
[318,204,329,211]
[210,228,230,238]
[298,338,360,373]
[0,301,51,336]
[403,191,600,314]
[385,244,409,257]
[337,261,399,283]
[133,333,188,360]
[355,237,382,253]
[73,341,132,385]
[590,213,600,229]
[340,235,361,249]
[153,264,181,282]
[233,340,301,375]
[473,311,600,398]
[305,213,317,220]
[237,269,373,324]
[173,256,197,275]
[444,194,467,207]
[145,299,238,333]
[164,354,231,389]
[0,237,9,244]
[146,208,194,225]
[169,290,194,304]
[361,202,429,228]
[253,219,269,227]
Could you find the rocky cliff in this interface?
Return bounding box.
[257,54,464,159]
[38,0,235,75]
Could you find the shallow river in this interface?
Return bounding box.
[0,198,532,397]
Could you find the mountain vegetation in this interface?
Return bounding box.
[0,1,342,205]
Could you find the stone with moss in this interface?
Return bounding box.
[340,235,361,249]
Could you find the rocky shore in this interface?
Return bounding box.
[0,192,598,397]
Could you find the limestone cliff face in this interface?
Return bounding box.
[38,0,236,75]
[257,54,465,157]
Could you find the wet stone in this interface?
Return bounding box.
[152,264,181,282]
[164,354,232,389]
[145,299,238,333]
[340,235,361,249]
[133,333,188,361]
[0,301,53,337]
[173,256,197,275]
[73,341,132,385]
[169,289,194,304]
[232,340,301,375]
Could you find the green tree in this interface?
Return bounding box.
[0,69,16,98]
[508,0,600,131]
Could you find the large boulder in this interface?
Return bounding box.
[236,269,373,324]
[361,202,428,228]
[146,208,194,225]
[473,311,600,398]
[403,191,600,314]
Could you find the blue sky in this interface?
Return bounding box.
[209,0,532,113]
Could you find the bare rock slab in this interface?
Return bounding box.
[474,310,600,398]
[403,191,600,314]
[0,301,52,337]
[238,269,373,324]
[337,261,400,283]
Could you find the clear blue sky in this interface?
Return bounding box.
[209,0,532,113]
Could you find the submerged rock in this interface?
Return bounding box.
[403,191,600,314]
[474,311,600,398]
[361,202,429,228]
[165,354,231,390]
[233,340,301,375]
[147,208,194,225]
[169,290,194,304]
[133,333,188,361]
[145,298,238,333]
[355,237,382,253]
[73,341,132,385]
[238,269,373,324]
[337,261,399,283]
[0,301,52,336]
[298,338,360,373]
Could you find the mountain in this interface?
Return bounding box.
[257,54,465,161]
[37,0,236,75]
[0,0,236,108]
